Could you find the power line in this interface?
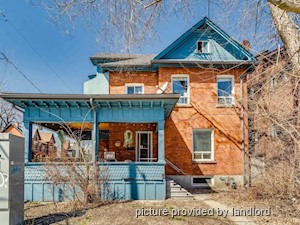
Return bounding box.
[0,11,75,93]
[0,52,43,93]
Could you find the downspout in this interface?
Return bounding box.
[90,98,97,163]
[240,74,246,187]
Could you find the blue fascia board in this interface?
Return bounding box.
[88,74,97,79]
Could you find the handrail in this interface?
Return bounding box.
[165,158,186,175]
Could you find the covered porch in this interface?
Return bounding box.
[1,93,179,200]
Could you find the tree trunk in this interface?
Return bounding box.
[268,0,300,14]
[268,3,300,71]
[269,2,300,180]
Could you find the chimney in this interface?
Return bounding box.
[242,39,251,51]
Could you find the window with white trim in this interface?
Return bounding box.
[197,40,210,53]
[217,76,234,105]
[193,129,214,161]
[172,76,189,104]
[125,84,144,94]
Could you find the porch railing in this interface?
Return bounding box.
[24,161,166,201]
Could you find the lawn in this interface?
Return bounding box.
[24,199,233,225]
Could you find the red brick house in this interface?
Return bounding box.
[2,123,23,137]
[32,129,57,161]
[83,17,256,189]
[1,17,256,201]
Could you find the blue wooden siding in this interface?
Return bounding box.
[24,162,166,201]
[162,27,245,61]
[154,17,256,62]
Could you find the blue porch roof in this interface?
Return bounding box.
[1,93,179,121]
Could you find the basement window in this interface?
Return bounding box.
[191,176,213,187]
[197,40,210,53]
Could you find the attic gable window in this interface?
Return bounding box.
[197,40,210,53]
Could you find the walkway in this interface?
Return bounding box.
[194,194,256,225]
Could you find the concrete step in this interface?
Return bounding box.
[170,192,193,197]
[169,189,190,194]
[167,186,183,191]
[166,179,194,200]
[170,194,194,200]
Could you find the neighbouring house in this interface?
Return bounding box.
[1,17,256,201]
[247,46,294,182]
[32,129,57,161]
[61,140,77,158]
[2,123,23,137]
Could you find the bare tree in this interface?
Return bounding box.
[0,100,21,131]
[0,52,22,131]
[33,107,108,204]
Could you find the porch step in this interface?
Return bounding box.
[166,179,194,200]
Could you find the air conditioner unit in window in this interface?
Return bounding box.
[218,97,233,105]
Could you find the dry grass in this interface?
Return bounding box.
[24,199,233,225]
[210,188,300,225]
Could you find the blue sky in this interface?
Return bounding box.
[0,1,274,94]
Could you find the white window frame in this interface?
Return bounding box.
[125,83,144,94]
[191,176,214,187]
[171,74,190,105]
[192,128,214,162]
[217,75,235,106]
[197,40,210,53]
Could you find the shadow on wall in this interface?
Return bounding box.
[165,118,203,175]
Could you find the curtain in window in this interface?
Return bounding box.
[193,131,211,152]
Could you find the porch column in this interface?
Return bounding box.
[158,120,165,162]
[23,121,32,163]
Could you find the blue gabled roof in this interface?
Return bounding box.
[153,17,256,63]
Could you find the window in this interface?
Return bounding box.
[125,84,144,94]
[191,176,213,187]
[193,129,214,161]
[270,72,288,88]
[172,75,189,104]
[197,40,210,53]
[217,76,234,105]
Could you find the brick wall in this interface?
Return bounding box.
[107,67,248,176]
[109,71,158,94]
[98,123,158,162]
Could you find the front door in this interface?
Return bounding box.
[136,131,153,162]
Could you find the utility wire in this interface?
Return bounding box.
[0,11,75,93]
[0,52,43,93]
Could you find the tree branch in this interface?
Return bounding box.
[268,0,300,14]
